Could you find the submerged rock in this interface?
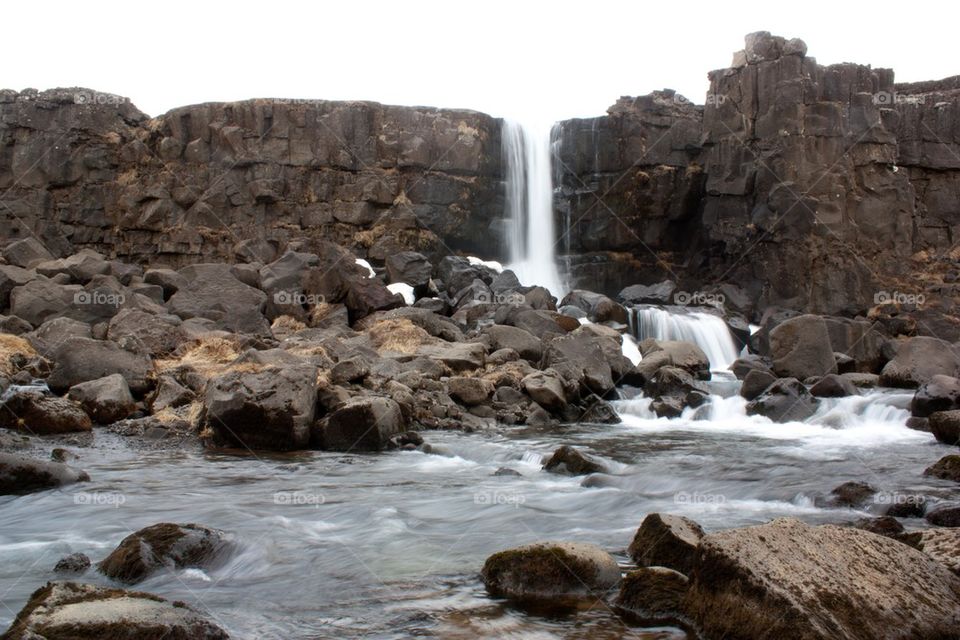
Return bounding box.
[684,518,960,640]
[481,541,620,601]
[745,377,819,423]
[53,552,91,575]
[542,445,607,476]
[627,513,704,575]
[98,523,227,584]
[0,452,89,494]
[1,581,229,639]
[925,455,960,482]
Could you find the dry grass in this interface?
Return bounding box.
[368,318,432,354]
[154,336,264,381]
[271,315,306,340]
[0,334,38,377]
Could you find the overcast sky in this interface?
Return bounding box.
[5,1,956,124]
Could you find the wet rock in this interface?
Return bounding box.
[912,374,960,418]
[484,324,542,363]
[618,281,676,305]
[915,528,960,575]
[1,581,229,639]
[929,410,960,446]
[204,364,318,450]
[745,377,819,423]
[542,445,607,475]
[0,452,89,494]
[809,373,860,398]
[521,370,568,412]
[447,376,494,406]
[684,518,960,640]
[827,481,877,508]
[768,314,837,380]
[98,522,228,584]
[852,516,905,539]
[47,337,154,395]
[885,495,928,519]
[614,567,689,620]
[740,368,775,400]
[0,390,92,434]
[880,336,960,388]
[925,455,960,482]
[53,552,91,574]
[316,396,405,451]
[66,374,136,424]
[627,513,704,575]
[637,339,710,381]
[645,366,709,405]
[926,503,960,527]
[493,467,522,477]
[559,290,627,323]
[840,372,880,388]
[577,395,621,424]
[481,541,620,601]
[651,396,684,418]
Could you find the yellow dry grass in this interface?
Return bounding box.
[367,318,432,355]
[271,315,306,339]
[154,336,265,381]
[0,334,38,377]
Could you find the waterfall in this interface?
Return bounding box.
[502,120,566,297]
[628,307,740,371]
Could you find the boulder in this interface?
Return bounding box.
[106,309,185,357]
[637,339,710,381]
[436,256,495,296]
[0,452,89,494]
[881,336,960,388]
[627,513,704,575]
[67,374,136,424]
[542,329,614,395]
[447,376,494,406]
[143,268,187,299]
[485,324,542,363]
[768,314,837,380]
[9,278,81,327]
[559,290,627,324]
[415,342,485,372]
[204,364,318,450]
[730,354,774,380]
[926,504,960,527]
[25,317,92,357]
[316,396,405,451]
[148,375,195,412]
[810,373,860,398]
[915,528,960,575]
[614,567,689,620]
[740,368,776,400]
[912,375,960,418]
[2,237,54,268]
[822,316,890,373]
[385,251,432,296]
[827,481,877,508]
[47,337,154,395]
[618,281,676,305]
[53,552,92,575]
[542,445,607,475]
[0,265,40,309]
[167,263,270,335]
[746,377,819,423]
[852,516,905,539]
[98,522,228,584]
[481,541,620,600]
[35,249,111,283]
[930,410,960,446]
[1,581,228,639]
[329,357,369,385]
[684,518,960,640]
[0,390,92,435]
[925,455,960,482]
[522,370,569,412]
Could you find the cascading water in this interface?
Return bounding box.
[627,306,740,371]
[501,120,566,297]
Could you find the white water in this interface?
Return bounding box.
[502,120,566,298]
[628,307,739,371]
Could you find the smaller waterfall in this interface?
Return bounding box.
[628,307,740,371]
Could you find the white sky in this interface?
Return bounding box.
[5,0,957,125]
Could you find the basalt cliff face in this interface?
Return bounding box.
[2,32,959,321]
[0,90,504,267]
[557,32,960,324]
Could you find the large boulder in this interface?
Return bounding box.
[614,567,689,620]
[809,373,860,398]
[0,453,89,494]
[627,513,704,575]
[559,290,627,324]
[522,369,569,412]
[2,237,54,269]
[768,314,837,380]
[204,364,318,451]
[881,336,960,388]
[315,396,405,451]
[66,374,136,424]
[1,581,229,639]
[47,337,154,395]
[0,390,92,435]
[25,317,92,357]
[925,455,960,482]
[35,249,111,283]
[740,368,776,400]
[447,376,494,406]
[618,281,677,305]
[385,251,432,296]
[822,316,889,373]
[915,529,960,576]
[98,523,228,584]
[9,278,81,327]
[912,375,960,418]
[542,329,615,396]
[684,518,960,640]
[0,265,40,309]
[485,324,542,363]
[637,339,710,381]
[746,377,820,423]
[167,263,270,335]
[481,541,620,601]
[930,410,960,446]
[106,309,185,357]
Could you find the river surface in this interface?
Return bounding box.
[0,381,955,639]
